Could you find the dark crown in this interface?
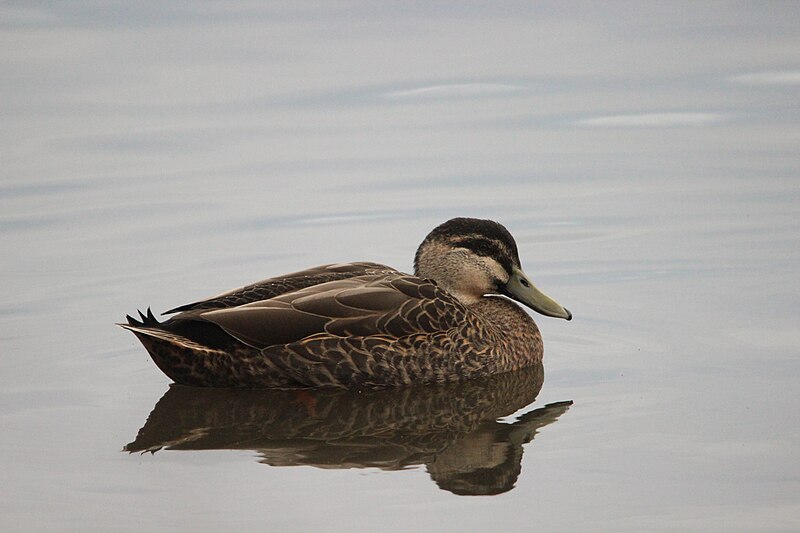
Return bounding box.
[414,218,521,274]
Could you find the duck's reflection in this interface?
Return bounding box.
[125,363,571,496]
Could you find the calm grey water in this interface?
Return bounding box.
[2,3,799,531]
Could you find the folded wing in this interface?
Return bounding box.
[165,262,398,314]
[180,273,468,349]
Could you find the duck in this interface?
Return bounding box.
[120,217,571,388]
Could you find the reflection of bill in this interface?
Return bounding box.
[125,364,572,496]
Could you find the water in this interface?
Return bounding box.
[2,3,799,531]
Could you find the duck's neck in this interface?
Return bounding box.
[470,296,543,367]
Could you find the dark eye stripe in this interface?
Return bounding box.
[451,238,514,273]
[452,237,502,256]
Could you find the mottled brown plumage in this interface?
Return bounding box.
[120,218,571,388]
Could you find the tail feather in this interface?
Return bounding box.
[120,308,230,386]
[121,308,162,329]
[119,322,223,354]
[121,308,180,344]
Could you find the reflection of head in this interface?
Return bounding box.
[427,432,523,496]
[426,399,575,496]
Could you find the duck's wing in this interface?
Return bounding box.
[164,262,398,314]
[180,273,469,350]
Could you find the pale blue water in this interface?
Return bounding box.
[2,3,799,531]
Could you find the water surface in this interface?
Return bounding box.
[2,3,799,531]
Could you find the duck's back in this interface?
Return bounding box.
[165,262,398,313]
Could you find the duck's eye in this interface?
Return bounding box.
[520,278,530,288]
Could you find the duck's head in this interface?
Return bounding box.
[414,217,571,320]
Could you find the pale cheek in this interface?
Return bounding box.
[478,258,509,287]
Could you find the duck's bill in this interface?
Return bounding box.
[504,267,572,320]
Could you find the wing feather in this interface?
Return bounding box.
[182,273,468,350]
[165,262,397,314]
